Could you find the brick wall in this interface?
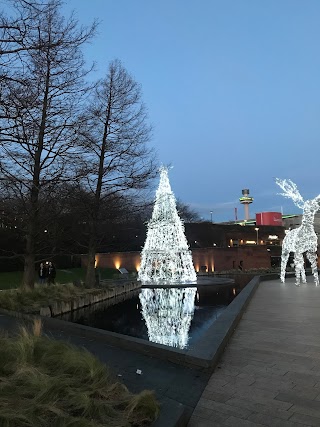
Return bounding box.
[192,247,271,272]
[82,246,271,273]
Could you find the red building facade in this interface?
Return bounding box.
[256,212,283,226]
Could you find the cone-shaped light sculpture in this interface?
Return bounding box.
[138,166,197,283]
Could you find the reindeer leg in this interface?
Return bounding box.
[295,253,304,286]
[306,251,319,286]
[301,255,307,283]
[280,250,290,283]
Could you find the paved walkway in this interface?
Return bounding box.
[188,276,320,427]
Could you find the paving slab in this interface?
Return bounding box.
[188,276,320,426]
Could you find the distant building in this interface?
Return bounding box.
[256,212,283,226]
[81,211,320,273]
[184,222,284,249]
[83,221,286,273]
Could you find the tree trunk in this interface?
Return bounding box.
[23,251,35,290]
[85,96,111,288]
[21,58,50,289]
[22,198,38,289]
[85,234,96,288]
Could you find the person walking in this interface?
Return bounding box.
[38,262,47,285]
[47,262,56,285]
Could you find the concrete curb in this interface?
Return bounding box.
[153,398,193,427]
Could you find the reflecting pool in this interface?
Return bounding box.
[58,283,238,349]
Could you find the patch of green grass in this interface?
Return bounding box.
[0,320,159,426]
[55,267,118,285]
[0,271,24,290]
[0,268,118,290]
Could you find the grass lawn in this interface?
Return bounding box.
[0,267,118,290]
[0,320,159,426]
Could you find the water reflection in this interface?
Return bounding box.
[139,287,197,349]
[58,289,141,323]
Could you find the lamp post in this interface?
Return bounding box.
[210,211,213,223]
[255,227,259,245]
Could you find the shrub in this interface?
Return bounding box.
[0,284,103,314]
[0,321,159,426]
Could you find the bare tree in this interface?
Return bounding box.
[0,0,97,288]
[79,59,157,287]
[176,199,201,223]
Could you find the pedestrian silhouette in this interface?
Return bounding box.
[47,262,56,285]
[38,262,47,285]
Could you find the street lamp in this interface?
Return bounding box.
[255,227,259,245]
[210,211,213,223]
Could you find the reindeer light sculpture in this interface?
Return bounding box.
[276,178,320,286]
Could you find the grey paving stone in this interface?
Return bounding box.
[220,383,279,401]
[283,372,319,387]
[191,406,229,423]
[289,404,320,419]
[207,374,232,387]
[188,416,225,427]
[204,380,235,394]
[197,398,253,419]
[250,377,296,392]
[243,364,290,377]
[291,385,320,400]
[289,412,320,426]
[248,412,309,427]
[214,366,241,377]
[283,363,319,375]
[208,371,256,386]
[225,397,293,420]
[201,389,234,403]
[223,415,265,426]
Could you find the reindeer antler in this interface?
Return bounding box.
[275,178,304,209]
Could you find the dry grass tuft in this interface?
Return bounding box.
[0,283,104,314]
[0,320,159,426]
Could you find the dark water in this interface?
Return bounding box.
[58,283,240,349]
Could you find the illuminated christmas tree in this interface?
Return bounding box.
[138,166,197,283]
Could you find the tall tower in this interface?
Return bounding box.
[239,189,253,221]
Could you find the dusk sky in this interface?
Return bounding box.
[63,0,320,222]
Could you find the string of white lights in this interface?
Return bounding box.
[138,166,197,283]
[276,178,320,286]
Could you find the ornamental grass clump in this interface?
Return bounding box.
[0,320,159,426]
[0,283,102,314]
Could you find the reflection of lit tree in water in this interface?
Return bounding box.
[138,166,196,283]
[139,287,196,349]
